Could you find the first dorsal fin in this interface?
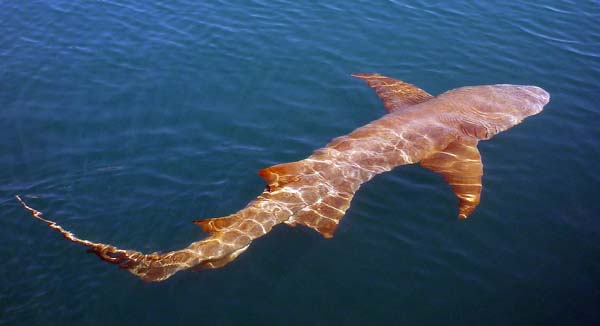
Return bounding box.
[258,161,305,190]
[193,161,306,234]
[420,137,483,219]
[352,73,433,113]
[195,161,309,233]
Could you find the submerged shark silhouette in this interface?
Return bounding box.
[17,73,549,282]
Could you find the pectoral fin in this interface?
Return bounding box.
[352,73,433,113]
[420,138,483,219]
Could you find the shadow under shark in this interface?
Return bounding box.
[17,73,550,282]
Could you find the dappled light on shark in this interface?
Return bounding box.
[17,73,550,282]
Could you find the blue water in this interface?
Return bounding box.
[1,0,599,324]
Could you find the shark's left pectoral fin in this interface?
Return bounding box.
[420,137,483,219]
[352,73,433,113]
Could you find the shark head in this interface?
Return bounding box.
[440,84,550,140]
[490,84,549,119]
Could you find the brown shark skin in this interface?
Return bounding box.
[17,75,550,282]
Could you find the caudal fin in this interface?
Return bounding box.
[16,195,240,282]
[15,195,153,275]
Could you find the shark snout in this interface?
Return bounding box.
[518,85,550,116]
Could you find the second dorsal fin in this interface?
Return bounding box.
[193,214,238,233]
[420,137,483,219]
[352,73,433,113]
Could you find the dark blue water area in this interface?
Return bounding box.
[1,0,599,324]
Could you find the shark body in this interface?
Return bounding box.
[17,74,549,281]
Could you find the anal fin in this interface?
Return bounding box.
[192,244,250,271]
[420,137,483,219]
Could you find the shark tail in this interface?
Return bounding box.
[16,195,229,282]
[15,195,148,270]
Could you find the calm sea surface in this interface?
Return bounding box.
[1,1,599,325]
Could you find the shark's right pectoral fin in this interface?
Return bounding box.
[420,137,483,219]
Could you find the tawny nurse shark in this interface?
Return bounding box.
[17,73,549,282]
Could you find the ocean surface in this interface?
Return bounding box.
[1,0,599,325]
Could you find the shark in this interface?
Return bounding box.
[16,73,550,282]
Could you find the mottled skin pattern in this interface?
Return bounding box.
[17,74,550,282]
